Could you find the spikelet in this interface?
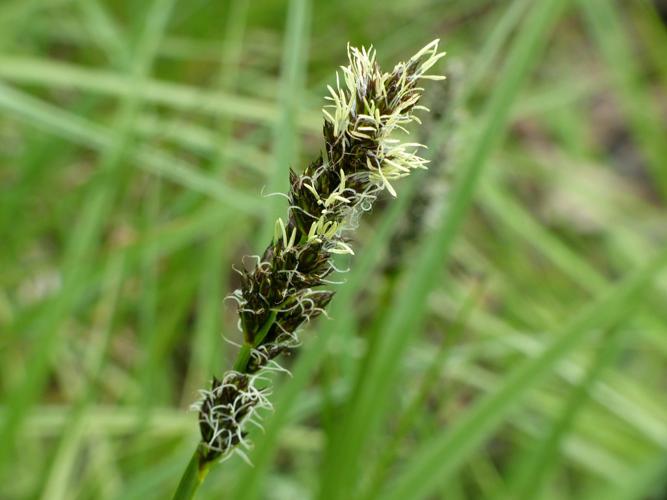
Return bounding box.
[195,40,446,463]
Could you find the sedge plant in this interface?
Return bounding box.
[172,39,446,499]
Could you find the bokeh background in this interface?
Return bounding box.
[1,0,667,499]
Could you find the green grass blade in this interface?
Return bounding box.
[182,0,251,401]
[578,0,667,198]
[0,0,177,466]
[0,83,262,213]
[39,257,125,500]
[511,327,628,500]
[258,0,311,244]
[359,283,486,500]
[75,0,129,67]
[582,453,667,500]
[0,55,321,131]
[461,0,532,101]
[382,247,667,500]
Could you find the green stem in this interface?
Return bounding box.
[253,310,278,347]
[234,310,278,372]
[233,343,253,372]
[172,446,214,500]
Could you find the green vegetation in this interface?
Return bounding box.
[1,1,666,499]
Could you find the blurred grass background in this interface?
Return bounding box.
[1,0,667,499]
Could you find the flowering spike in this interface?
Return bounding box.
[193,40,445,463]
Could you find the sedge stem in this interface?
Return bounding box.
[172,446,213,500]
[234,310,278,372]
[233,343,252,372]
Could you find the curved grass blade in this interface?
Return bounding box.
[381,247,667,500]
[0,83,262,213]
[0,0,178,466]
[510,327,628,500]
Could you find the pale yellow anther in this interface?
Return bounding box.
[307,219,319,241]
[274,218,290,249]
[286,227,297,251]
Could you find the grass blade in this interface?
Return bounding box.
[0,0,177,466]
[578,0,667,198]
[382,247,667,500]
[510,327,628,499]
[258,0,311,243]
[0,55,321,131]
[0,83,262,213]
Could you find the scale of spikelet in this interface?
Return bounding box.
[193,40,446,463]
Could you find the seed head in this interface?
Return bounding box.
[195,39,446,462]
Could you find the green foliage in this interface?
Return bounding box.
[1,0,666,499]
